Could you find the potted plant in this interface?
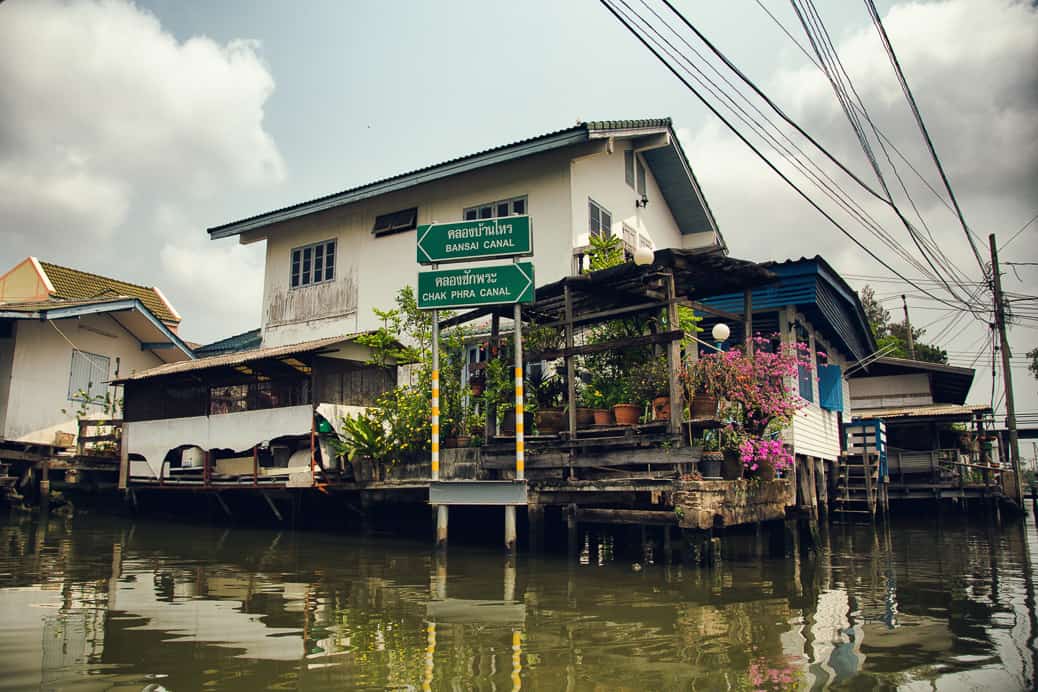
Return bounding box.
[738,437,793,481]
[629,355,670,422]
[699,430,723,479]
[529,368,565,434]
[611,379,640,426]
[581,377,613,425]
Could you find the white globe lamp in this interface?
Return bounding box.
[711,322,730,346]
[633,245,654,266]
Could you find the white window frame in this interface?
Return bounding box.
[290,239,336,289]
[589,198,612,238]
[463,195,527,221]
[68,350,110,402]
[624,149,635,188]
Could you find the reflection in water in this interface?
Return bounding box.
[0,512,1036,691]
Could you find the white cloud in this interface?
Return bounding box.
[0,0,283,341]
[679,0,1038,410]
[153,205,264,340]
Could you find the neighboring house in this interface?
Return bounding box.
[207,118,726,348]
[697,256,877,466]
[193,328,262,358]
[116,333,396,485]
[848,356,988,453]
[0,257,194,446]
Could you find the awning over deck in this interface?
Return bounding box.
[854,403,992,424]
[440,248,776,328]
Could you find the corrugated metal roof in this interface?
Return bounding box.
[193,328,262,357]
[855,403,991,420]
[207,118,723,247]
[37,261,180,324]
[698,256,876,363]
[114,332,369,382]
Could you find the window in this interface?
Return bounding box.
[622,224,637,254]
[795,323,814,402]
[291,239,336,288]
[372,207,418,237]
[68,350,110,402]
[463,196,527,221]
[636,158,647,196]
[589,199,612,238]
[624,149,635,188]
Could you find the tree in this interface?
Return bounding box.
[859,284,947,364]
[859,285,891,338]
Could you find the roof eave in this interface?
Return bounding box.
[0,299,195,360]
[208,128,591,239]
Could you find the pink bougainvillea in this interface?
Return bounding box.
[682,335,814,469]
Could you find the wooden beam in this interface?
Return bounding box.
[666,273,683,437]
[564,285,577,442]
[535,300,666,331]
[539,330,684,361]
[685,300,743,322]
[575,508,677,526]
[118,424,130,491]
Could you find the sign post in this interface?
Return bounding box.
[417,216,532,264]
[418,216,534,553]
[417,262,534,311]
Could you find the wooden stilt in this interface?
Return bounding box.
[528,503,544,553]
[262,492,283,522]
[214,492,232,518]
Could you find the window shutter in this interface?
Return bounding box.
[68,351,110,401]
[818,364,844,411]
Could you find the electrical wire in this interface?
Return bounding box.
[862,0,988,275]
[600,0,985,316]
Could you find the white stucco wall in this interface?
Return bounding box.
[848,374,932,411]
[251,147,576,348]
[250,139,720,349]
[2,316,164,444]
[0,322,15,435]
[569,141,684,254]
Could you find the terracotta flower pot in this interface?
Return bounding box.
[592,408,613,426]
[691,392,718,419]
[612,403,640,426]
[722,448,743,480]
[535,408,565,435]
[652,396,671,421]
[501,408,534,436]
[576,407,595,427]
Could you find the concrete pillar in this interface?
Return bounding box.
[435,505,448,551]
[505,505,517,553]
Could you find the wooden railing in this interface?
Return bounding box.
[77,418,123,458]
[886,447,1002,488]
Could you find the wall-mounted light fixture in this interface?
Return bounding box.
[635,194,649,208]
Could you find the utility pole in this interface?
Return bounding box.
[989,233,1023,505]
[901,294,916,360]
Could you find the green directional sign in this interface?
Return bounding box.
[418,262,535,310]
[416,215,532,264]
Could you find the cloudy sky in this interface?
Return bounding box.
[0,0,1035,420]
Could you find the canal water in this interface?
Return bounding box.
[1,511,1036,691]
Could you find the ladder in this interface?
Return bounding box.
[833,453,878,519]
